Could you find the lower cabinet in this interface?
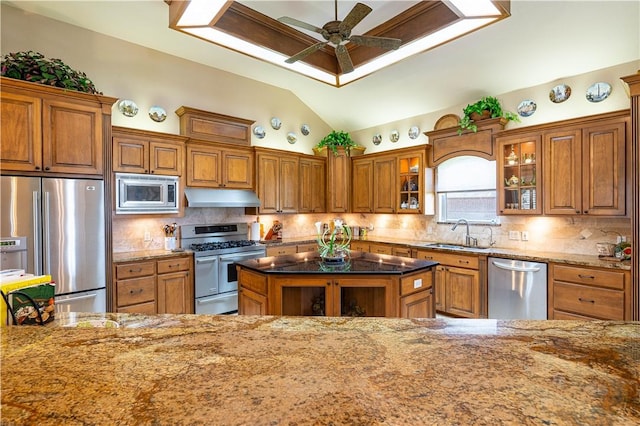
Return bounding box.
[113,254,194,314]
[415,250,486,318]
[266,244,297,256]
[549,263,630,320]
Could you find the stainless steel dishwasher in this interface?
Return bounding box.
[488,257,548,319]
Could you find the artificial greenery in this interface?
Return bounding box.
[316,130,359,156]
[1,51,102,94]
[457,96,519,134]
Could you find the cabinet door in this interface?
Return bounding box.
[257,153,280,213]
[397,153,423,214]
[299,157,326,213]
[186,144,221,187]
[401,289,434,319]
[496,133,542,215]
[327,152,350,212]
[113,136,149,173]
[42,98,103,175]
[157,271,193,314]
[581,119,626,216]
[445,266,481,318]
[239,288,268,315]
[373,157,396,213]
[150,140,183,176]
[352,158,374,213]
[279,157,299,213]
[222,148,253,189]
[0,91,43,172]
[543,129,582,215]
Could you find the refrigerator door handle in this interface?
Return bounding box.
[56,293,98,303]
[43,191,51,274]
[32,191,42,275]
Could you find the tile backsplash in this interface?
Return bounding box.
[113,208,631,257]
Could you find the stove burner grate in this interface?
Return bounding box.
[190,240,258,252]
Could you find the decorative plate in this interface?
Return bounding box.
[286,132,297,144]
[253,125,266,139]
[586,82,611,103]
[148,106,167,122]
[434,114,460,130]
[270,117,282,130]
[390,130,400,143]
[300,124,310,136]
[117,99,138,117]
[372,133,382,145]
[408,126,420,139]
[549,84,571,103]
[517,99,537,117]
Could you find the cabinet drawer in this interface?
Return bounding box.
[157,257,190,274]
[400,271,433,296]
[239,268,268,295]
[116,276,156,307]
[115,261,155,279]
[370,244,392,255]
[393,247,413,258]
[117,301,156,314]
[432,252,478,269]
[552,265,625,290]
[553,282,624,320]
[350,242,370,252]
[297,243,318,253]
[266,245,297,256]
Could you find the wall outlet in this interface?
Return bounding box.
[427,226,433,234]
[508,231,521,240]
[144,231,151,241]
[521,231,529,241]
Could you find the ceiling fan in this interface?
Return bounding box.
[278,1,402,74]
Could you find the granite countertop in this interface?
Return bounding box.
[112,249,193,263]
[1,313,638,424]
[238,251,437,275]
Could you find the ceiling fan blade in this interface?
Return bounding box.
[335,44,354,74]
[285,41,328,64]
[278,16,326,36]
[349,35,402,50]
[339,3,372,33]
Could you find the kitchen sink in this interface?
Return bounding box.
[423,243,490,251]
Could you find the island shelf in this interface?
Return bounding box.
[236,252,438,318]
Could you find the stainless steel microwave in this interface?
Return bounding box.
[115,173,179,214]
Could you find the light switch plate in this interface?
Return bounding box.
[508,231,520,240]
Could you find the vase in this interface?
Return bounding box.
[321,250,348,263]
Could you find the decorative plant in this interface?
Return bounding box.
[457,96,519,134]
[315,130,359,156]
[1,51,102,94]
[315,219,352,260]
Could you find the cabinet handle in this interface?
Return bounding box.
[35,166,41,170]
[44,166,50,171]
[458,260,470,264]
[168,264,179,268]
[335,281,339,286]
[129,288,144,294]
[578,297,595,304]
[584,210,588,214]
[129,268,143,273]
[326,282,331,286]
[578,274,595,280]
[576,210,580,214]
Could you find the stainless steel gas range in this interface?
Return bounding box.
[180,223,266,315]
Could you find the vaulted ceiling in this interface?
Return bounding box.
[4,1,639,131]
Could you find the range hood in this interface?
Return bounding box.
[184,188,261,208]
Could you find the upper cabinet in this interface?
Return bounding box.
[543,114,628,216]
[299,155,326,213]
[495,132,542,215]
[186,142,253,189]
[255,148,298,214]
[0,77,116,177]
[112,127,187,176]
[327,148,352,213]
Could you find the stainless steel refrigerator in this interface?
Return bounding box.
[1,176,106,313]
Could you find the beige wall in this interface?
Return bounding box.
[1,4,633,256]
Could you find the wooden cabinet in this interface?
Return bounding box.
[113,254,194,314]
[238,268,269,315]
[495,132,542,214]
[373,156,396,213]
[392,247,412,258]
[296,243,318,254]
[549,263,630,320]
[112,127,186,176]
[266,244,297,256]
[350,241,370,252]
[399,270,435,318]
[352,158,374,213]
[543,115,628,216]
[415,250,485,318]
[0,77,116,176]
[327,149,351,212]
[369,243,393,255]
[185,141,253,189]
[299,156,326,213]
[256,149,298,213]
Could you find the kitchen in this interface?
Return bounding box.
[2,3,639,424]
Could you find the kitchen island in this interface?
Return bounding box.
[1,313,638,425]
[236,251,438,318]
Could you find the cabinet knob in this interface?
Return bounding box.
[35,166,41,170]
[578,297,596,304]
[326,282,331,286]
[576,210,580,214]
[584,210,588,214]
[44,167,50,171]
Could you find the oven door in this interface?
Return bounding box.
[218,250,265,294]
[194,255,218,298]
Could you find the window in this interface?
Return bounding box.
[436,156,498,224]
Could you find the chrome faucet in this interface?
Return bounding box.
[451,218,477,246]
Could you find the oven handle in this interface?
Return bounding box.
[219,251,266,262]
[195,256,219,264]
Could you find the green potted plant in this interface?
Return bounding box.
[457,96,519,134]
[314,130,362,156]
[1,51,102,94]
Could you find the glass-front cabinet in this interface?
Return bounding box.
[495,133,542,215]
[397,152,424,213]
